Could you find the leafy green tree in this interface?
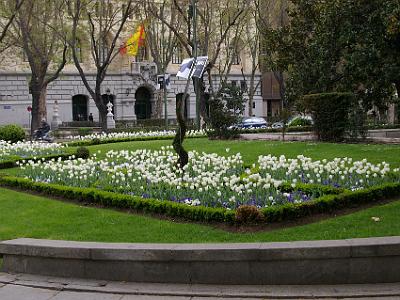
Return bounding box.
[208,82,245,139]
[274,0,400,110]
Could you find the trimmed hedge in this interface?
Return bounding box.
[0,176,235,223]
[0,175,398,225]
[65,134,206,147]
[0,153,71,170]
[261,183,400,222]
[302,93,356,141]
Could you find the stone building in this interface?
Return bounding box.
[0,1,265,127]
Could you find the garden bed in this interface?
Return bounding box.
[0,140,69,169]
[3,148,400,225]
[64,130,206,147]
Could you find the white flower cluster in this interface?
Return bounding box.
[258,155,392,190]
[19,149,400,209]
[0,140,65,162]
[66,130,206,142]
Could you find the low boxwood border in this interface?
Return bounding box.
[0,175,398,225]
[0,176,236,223]
[65,134,206,147]
[0,153,71,170]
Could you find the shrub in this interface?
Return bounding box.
[75,147,90,159]
[0,175,399,225]
[289,117,312,127]
[77,127,93,136]
[235,205,265,224]
[302,93,360,141]
[207,82,245,139]
[0,124,26,143]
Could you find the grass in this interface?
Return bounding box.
[0,187,399,243]
[86,138,400,166]
[1,138,400,243]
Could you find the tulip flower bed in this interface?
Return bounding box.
[66,130,206,147]
[17,147,400,212]
[0,140,67,168]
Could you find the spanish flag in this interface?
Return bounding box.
[125,24,145,56]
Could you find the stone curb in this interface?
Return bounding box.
[1,237,400,285]
[1,273,400,299]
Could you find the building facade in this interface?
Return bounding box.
[0,1,266,128]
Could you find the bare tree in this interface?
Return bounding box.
[147,0,250,167]
[139,0,182,120]
[0,0,25,52]
[67,0,134,130]
[257,0,289,104]
[10,0,67,130]
[239,1,261,117]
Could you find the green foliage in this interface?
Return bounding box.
[1,175,399,225]
[273,0,400,110]
[65,134,205,147]
[77,127,93,136]
[0,176,236,224]
[0,124,26,143]
[289,118,312,127]
[0,153,71,170]
[302,93,365,141]
[207,83,245,139]
[261,182,400,223]
[75,147,90,159]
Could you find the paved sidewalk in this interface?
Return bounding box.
[1,273,400,299]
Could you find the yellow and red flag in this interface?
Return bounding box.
[123,24,146,56]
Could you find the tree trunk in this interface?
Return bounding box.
[196,75,209,127]
[30,79,48,132]
[94,94,108,131]
[173,93,188,168]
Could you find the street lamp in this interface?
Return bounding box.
[189,0,200,130]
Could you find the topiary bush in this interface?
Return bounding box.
[75,147,90,159]
[235,205,265,224]
[0,124,26,143]
[302,93,361,141]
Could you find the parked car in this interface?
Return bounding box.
[230,117,268,129]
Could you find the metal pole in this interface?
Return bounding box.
[164,75,168,129]
[192,0,200,130]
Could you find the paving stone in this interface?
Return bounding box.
[0,284,58,300]
[0,272,17,283]
[121,296,190,300]
[51,291,123,300]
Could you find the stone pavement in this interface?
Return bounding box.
[1,273,400,300]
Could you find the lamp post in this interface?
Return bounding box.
[190,0,200,130]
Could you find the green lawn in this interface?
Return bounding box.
[0,187,399,243]
[86,138,400,166]
[1,138,400,243]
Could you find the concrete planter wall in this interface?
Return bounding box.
[1,237,400,285]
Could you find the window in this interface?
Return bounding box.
[22,50,28,62]
[240,80,247,93]
[72,39,83,63]
[231,80,237,87]
[136,46,148,62]
[99,40,108,64]
[172,45,183,64]
[230,46,240,65]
